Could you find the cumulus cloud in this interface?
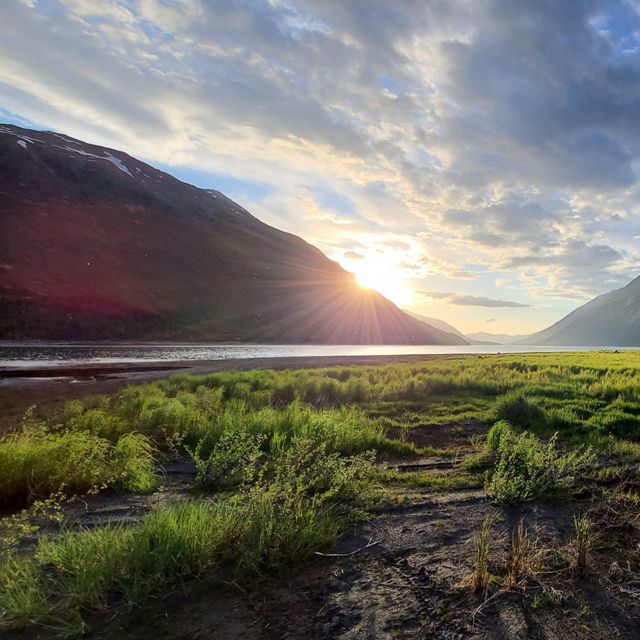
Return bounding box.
[2,0,640,328]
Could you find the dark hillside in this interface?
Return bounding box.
[0,124,466,344]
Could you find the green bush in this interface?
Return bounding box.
[189,427,265,489]
[270,437,376,505]
[485,425,594,504]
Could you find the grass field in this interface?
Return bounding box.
[1,352,640,635]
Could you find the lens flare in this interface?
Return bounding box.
[350,258,413,307]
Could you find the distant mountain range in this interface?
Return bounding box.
[406,313,528,345]
[414,275,640,346]
[518,276,640,346]
[0,124,466,345]
[466,332,528,345]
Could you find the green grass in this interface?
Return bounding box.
[4,351,640,630]
[0,438,374,627]
[31,351,640,457]
[0,430,156,507]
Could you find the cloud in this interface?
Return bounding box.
[344,250,365,260]
[379,239,411,251]
[419,291,531,308]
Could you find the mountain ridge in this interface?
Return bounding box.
[0,124,467,345]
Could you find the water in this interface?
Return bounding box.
[1,342,637,369]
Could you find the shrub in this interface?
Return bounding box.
[270,437,376,505]
[189,427,265,490]
[485,429,594,504]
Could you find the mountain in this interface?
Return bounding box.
[0,124,466,345]
[405,312,468,342]
[405,313,524,346]
[466,332,528,345]
[520,277,640,346]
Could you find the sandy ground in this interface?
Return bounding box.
[0,354,446,430]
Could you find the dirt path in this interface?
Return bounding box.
[18,484,632,640]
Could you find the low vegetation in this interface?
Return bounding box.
[485,421,594,504]
[0,429,155,507]
[470,514,495,593]
[1,352,640,632]
[0,437,375,627]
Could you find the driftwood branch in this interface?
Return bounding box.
[314,539,381,557]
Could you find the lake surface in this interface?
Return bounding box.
[1,343,637,369]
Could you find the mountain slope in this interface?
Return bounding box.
[520,277,640,346]
[405,312,467,340]
[0,124,466,344]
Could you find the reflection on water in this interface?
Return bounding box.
[0,343,637,369]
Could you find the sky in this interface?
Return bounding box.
[2,0,640,334]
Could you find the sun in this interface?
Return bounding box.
[350,258,413,307]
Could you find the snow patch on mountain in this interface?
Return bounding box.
[103,152,133,177]
[55,144,133,177]
[0,127,42,144]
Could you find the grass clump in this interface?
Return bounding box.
[570,511,597,576]
[485,423,594,504]
[486,420,513,452]
[0,430,156,508]
[495,391,544,428]
[504,519,539,589]
[469,514,495,593]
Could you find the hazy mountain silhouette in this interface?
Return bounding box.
[405,312,467,341]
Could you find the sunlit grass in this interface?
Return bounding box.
[3,351,640,630]
[0,439,374,627]
[0,430,156,507]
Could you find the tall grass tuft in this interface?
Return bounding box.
[0,430,156,508]
[470,514,495,593]
[504,519,538,589]
[571,511,597,577]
